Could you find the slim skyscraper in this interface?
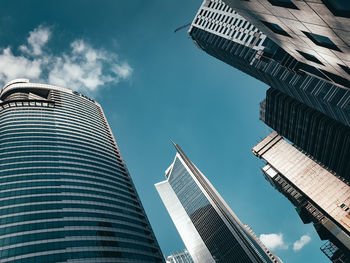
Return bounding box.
[253,132,350,262]
[0,79,164,263]
[189,0,350,127]
[155,142,281,263]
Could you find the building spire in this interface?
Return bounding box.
[170,138,176,148]
[170,139,187,161]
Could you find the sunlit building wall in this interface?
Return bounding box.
[253,132,350,262]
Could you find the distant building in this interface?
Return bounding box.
[253,132,350,262]
[260,87,350,182]
[222,0,350,86]
[155,142,282,263]
[166,249,194,263]
[189,0,350,127]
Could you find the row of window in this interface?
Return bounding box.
[0,127,114,154]
[0,187,138,209]
[0,211,147,229]
[0,230,154,249]
[2,156,123,178]
[1,240,160,262]
[0,194,140,214]
[6,250,163,263]
[0,219,149,237]
[0,120,112,142]
[0,202,143,221]
[0,139,124,167]
[0,172,132,195]
[207,0,233,13]
[265,0,349,19]
[195,6,261,49]
[0,108,108,135]
[1,150,126,178]
[0,180,136,202]
[0,165,128,188]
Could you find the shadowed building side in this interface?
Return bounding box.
[222,0,350,85]
[260,87,350,183]
[189,0,350,127]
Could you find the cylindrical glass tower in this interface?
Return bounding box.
[0,79,164,263]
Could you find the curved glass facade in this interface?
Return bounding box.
[0,80,164,263]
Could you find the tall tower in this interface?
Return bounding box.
[155,142,282,263]
[253,132,350,262]
[189,0,350,127]
[260,87,350,182]
[222,0,350,85]
[0,79,164,263]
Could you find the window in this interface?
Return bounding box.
[321,69,350,87]
[339,64,350,75]
[261,21,291,37]
[297,50,324,65]
[267,0,299,9]
[322,0,350,18]
[303,31,342,52]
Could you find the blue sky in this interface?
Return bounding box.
[0,1,329,262]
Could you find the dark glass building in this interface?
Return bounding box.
[260,87,350,182]
[222,0,350,85]
[189,0,350,127]
[155,142,282,263]
[0,79,164,263]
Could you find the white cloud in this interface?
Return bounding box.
[47,39,132,93]
[19,26,51,56]
[0,25,132,95]
[293,235,311,251]
[0,48,42,80]
[112,63,133,79]
[259,233,288,250]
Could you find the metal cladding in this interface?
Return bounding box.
[0,79,164,263]
[189,0,350,127]
[222,0,350,85]
[253,132,350,262]
[155,143,282,263]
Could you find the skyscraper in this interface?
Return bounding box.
[252,132,350,262]
[189,0,350,127]
[166,249,194,263]
[0,79,164,263]
[222,0,350,84]
[155,142,282,263]
[260,87,350,182]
